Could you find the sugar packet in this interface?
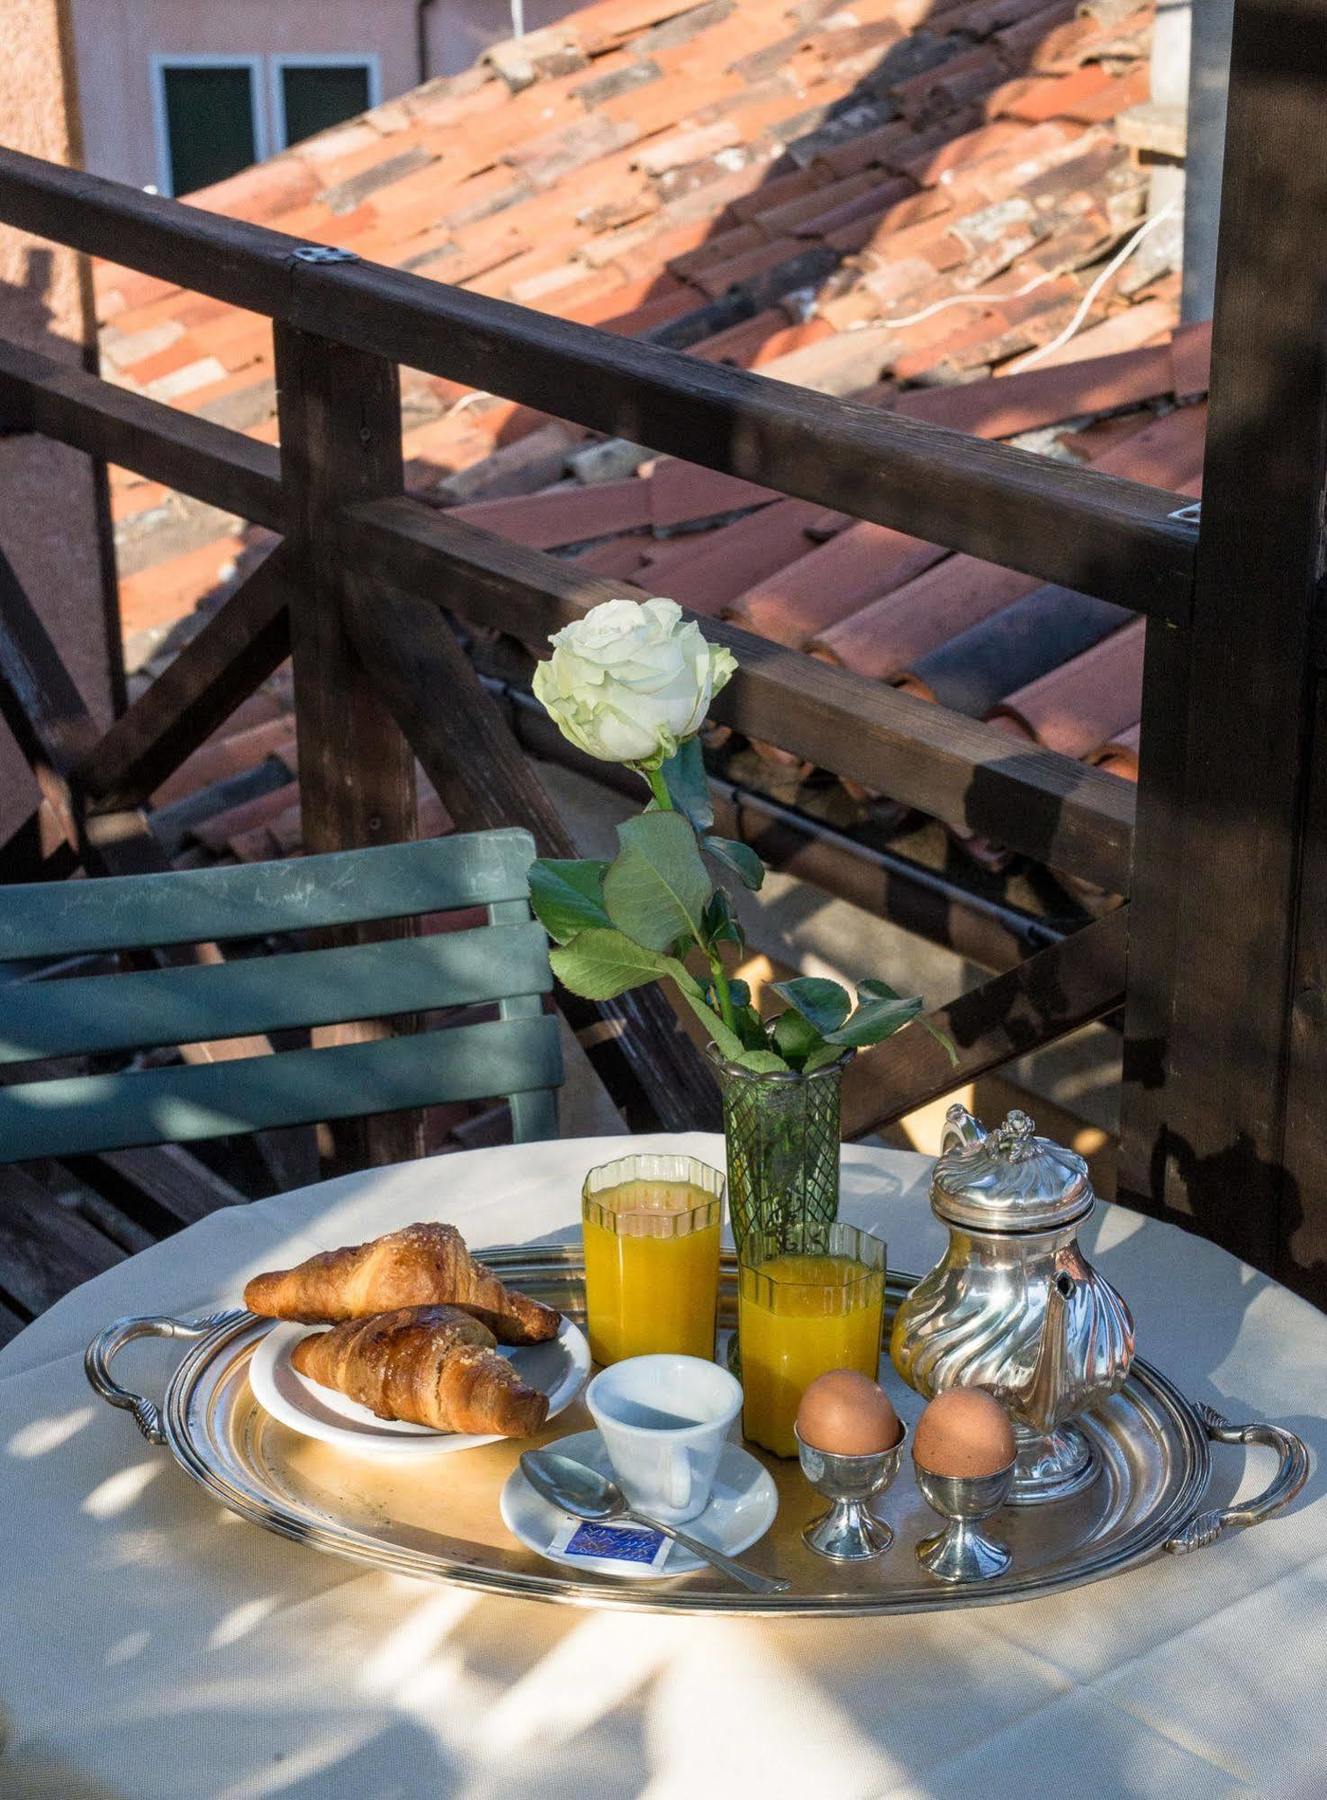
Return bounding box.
[548,1516,670,1575]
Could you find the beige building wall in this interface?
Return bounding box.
[70,0,423,191]
[69,0,581,193]
[0,0,117,841]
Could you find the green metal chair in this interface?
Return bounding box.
[0,828,562,1160]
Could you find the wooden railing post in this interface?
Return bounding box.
[1117,0,1327,1306]
[274,321,423,1171]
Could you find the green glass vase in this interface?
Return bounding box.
[708,1047,850,1367]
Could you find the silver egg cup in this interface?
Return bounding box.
[795,1422,908,1562]
[914,1459,1016,1582]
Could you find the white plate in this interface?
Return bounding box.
[500,1427,779,1579]
[248,1314,591,1458]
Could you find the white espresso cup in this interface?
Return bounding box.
[586,1354,743,1524]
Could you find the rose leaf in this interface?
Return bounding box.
[660,737,714,831]
[770,975,853,1035]
[528,858,611,945]
[603,811,712,951]
[825,990,925,1047]
[702,835,765,891]
[548,930,674,1000]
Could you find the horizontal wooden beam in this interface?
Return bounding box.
[0,147,1194,614]
[76,545,294,809]
[0,337,285,532]
[841,905,1128,1138]
[338,496,1137,893]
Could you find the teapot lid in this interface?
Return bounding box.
[931,1105,1094,1233]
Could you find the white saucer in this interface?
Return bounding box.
[500,1427,779,1579]
[248,1314,591,1458]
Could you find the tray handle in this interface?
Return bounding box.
[1164,1403,1311,1554]
[84,1312,242,1446]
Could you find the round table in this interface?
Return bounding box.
[0,1132,1323,1799]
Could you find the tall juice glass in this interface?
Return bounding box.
[582,1154,724,1365]
[738,1222,887,1457]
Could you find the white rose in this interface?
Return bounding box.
[532,597,737,765]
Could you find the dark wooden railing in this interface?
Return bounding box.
[0,0,1324,1308]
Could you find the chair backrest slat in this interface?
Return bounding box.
[0,923,552,1064]
[0,831,536,959]
[0,828,564,1156]
[0,1016,562,1161]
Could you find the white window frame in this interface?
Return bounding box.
[269,54,383,152]
[149,53,269,198]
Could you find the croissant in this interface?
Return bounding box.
[243,1222,559,1345]
[290,1305,550,1436]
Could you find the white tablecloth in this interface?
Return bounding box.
[0,1132,1322,1799]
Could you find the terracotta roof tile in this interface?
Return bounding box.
[450,480,654,546]
[646,458,779,524]
[153,715,297,808]
[1004,294,1173,369]
[814,554,1042,678]
[895,46,1008,125]
[1058,64,1150,125]
[97,0,1182,860]
[119,536,250,637]
[1089,400,1207,488]
[725,521,947,645]
[571,537,655,576]
[1029,7,1152,74]
[896,583,1131,713]
[687,234,810,297]
[643,498,832,611]
[894,342,1172,434]
[990,615,1145,755]
[1170,319,1212,399]
[989,0,1079,65]
[689,306,794,363]
[191,780,300,854]
[728,166,825,219]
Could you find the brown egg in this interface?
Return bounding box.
[913,1387,1016,1478]
[796,1369,902,1456]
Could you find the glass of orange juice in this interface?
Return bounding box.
[582,1154,724,1366]
[737,1222,886,1458]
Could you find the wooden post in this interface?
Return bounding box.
[344,570,722,1131]
[274,322,422,1170]
[1117,0,1327,1303]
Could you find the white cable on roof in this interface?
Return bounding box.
[1003,198,1180,373]
[862,196,1181,354]
[874,271,1056,330]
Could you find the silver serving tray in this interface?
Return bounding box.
[85,1247,1309,1617]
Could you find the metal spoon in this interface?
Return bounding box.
[521,1449,789,1595]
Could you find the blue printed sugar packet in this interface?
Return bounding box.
[549,1515,671,1574]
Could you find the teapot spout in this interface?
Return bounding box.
[1019,1268,1076,1434]
[941,1104,987,1154]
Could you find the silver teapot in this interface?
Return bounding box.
[891,1105,1135,1505]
